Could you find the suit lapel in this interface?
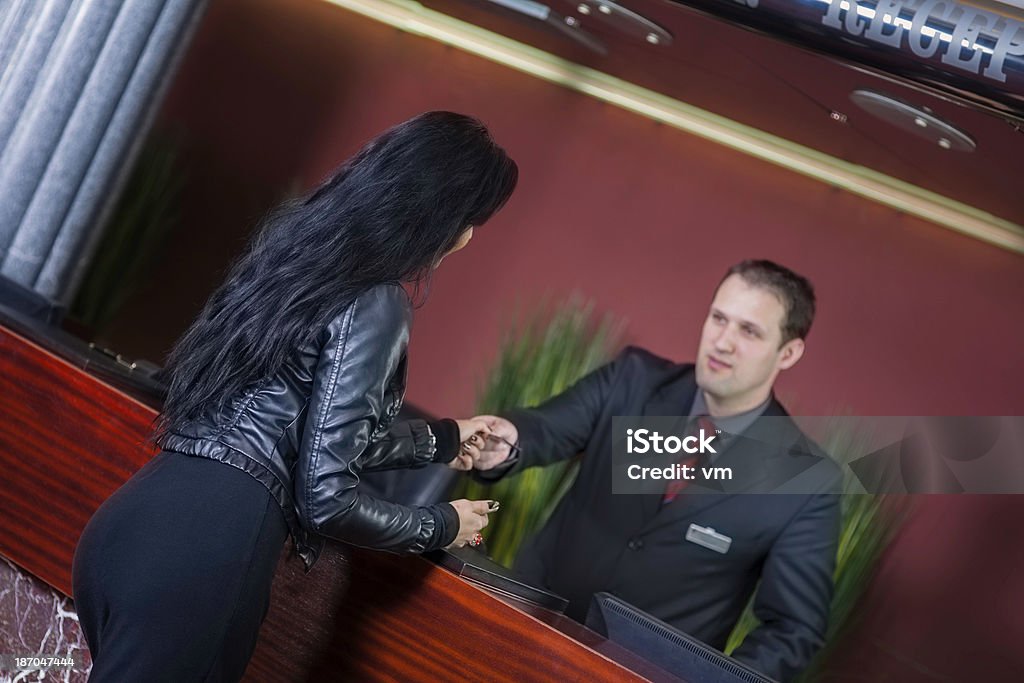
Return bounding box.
[639,398,797,535]
[635,368,700,522]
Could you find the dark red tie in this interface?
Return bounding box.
[662,415,716,505]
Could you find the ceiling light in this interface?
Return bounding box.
[851,90,975,152]
[588,0,673,47]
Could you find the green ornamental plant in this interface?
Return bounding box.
[453,298,622,568]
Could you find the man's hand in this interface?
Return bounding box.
[470,415,519,471]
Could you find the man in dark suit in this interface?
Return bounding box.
[468,260,841,682]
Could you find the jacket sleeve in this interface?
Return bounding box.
[295,284,443,553]
[731,487,841,682]
[360,416,462,472]
[357,419,437,472]
[472,347,632,482]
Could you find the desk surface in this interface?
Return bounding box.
[0,319,679,682]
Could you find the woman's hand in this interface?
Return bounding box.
[455,417,491,443]
[446,499,492,548]
[449,418,492,470]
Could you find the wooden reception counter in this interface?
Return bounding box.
[0,308,677,682]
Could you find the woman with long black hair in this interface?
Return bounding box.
[72,111,518,682]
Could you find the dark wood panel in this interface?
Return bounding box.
[249,547,658,682]
[0,323,661,682]
[0,327,157,595]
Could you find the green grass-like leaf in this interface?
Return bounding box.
[452,296,622,567]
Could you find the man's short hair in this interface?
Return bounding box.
[722,260,816,344]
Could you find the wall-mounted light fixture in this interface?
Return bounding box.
[486,0,606,53]
[851,90,977,151]
[569,1,673,46]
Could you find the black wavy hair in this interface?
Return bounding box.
[155,111,518,437]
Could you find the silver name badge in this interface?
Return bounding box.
[685,524,732,554]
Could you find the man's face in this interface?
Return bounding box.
[695,274,804,411]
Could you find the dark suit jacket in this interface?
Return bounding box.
[482,346,841,682]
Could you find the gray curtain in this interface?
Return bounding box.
[0,0,206,307]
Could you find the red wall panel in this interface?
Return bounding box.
[96,2,1024,680]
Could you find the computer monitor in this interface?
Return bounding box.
[586,592,776,683]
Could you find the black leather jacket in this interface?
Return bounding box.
[157,283,454,569]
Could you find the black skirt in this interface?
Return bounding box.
[72,450,289,682]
